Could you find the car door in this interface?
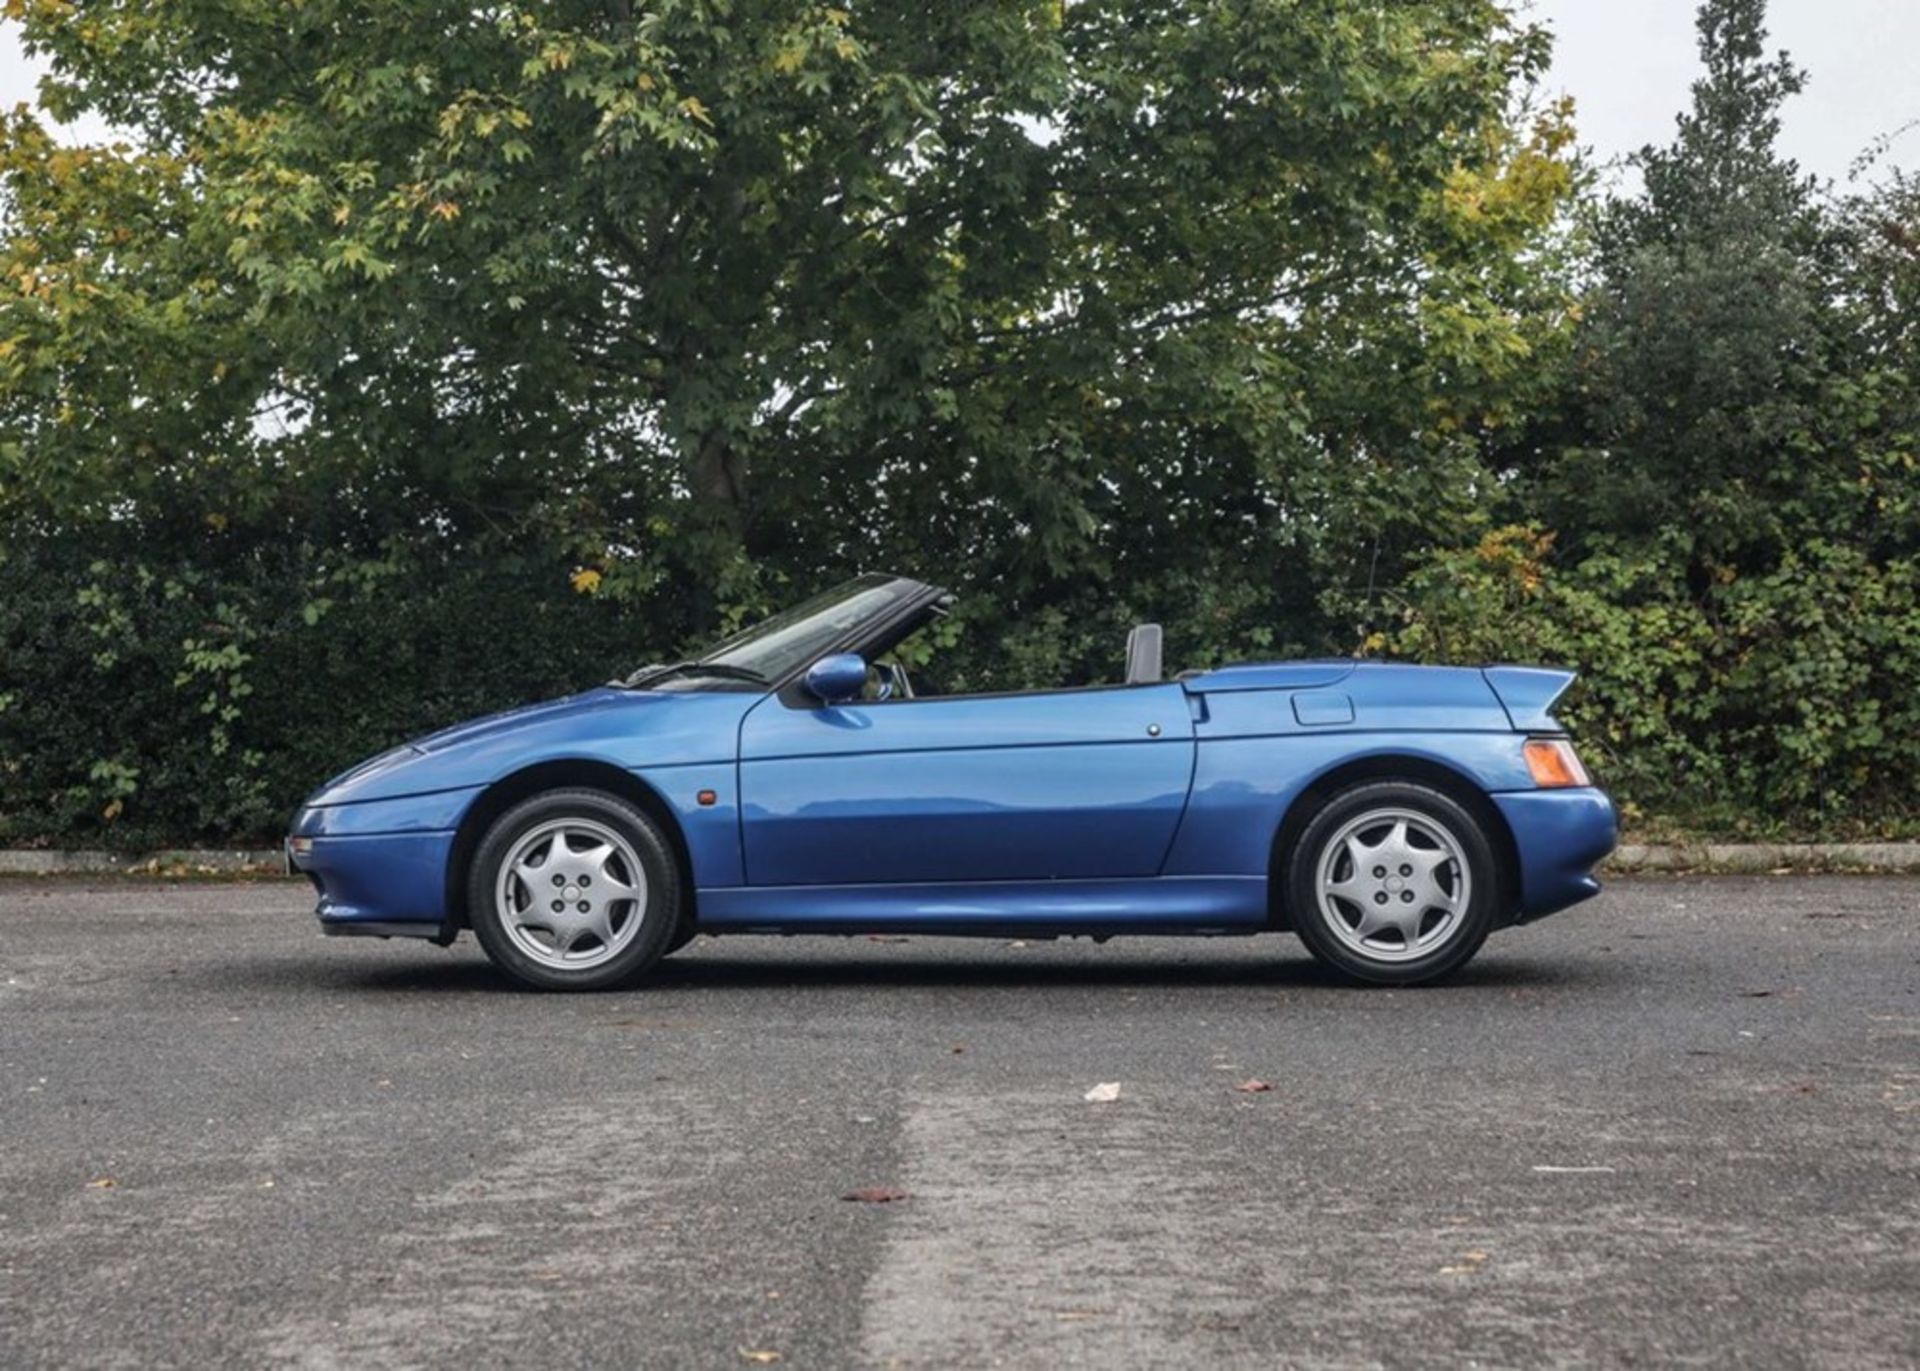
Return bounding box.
[736,685,1197,886]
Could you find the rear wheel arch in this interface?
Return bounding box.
[1266,754,1520,929]
[444,759,696,938]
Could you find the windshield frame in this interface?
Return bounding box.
[636,573,939,694]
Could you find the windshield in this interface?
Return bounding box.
[639,574,923,691]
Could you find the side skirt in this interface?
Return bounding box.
[693,876,1268,936]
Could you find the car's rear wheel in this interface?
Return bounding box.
[468,788,681,991]
[1286,781,1499,986]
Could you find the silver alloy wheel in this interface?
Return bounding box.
[493,817,647,970]
[1314,806,1472,963]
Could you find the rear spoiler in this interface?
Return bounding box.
[1481,666,1576,733]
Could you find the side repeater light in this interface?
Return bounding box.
[1523,738,1591,789]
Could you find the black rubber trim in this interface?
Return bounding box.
[319,919,445,941]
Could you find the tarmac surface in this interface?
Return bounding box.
[2,875,1916,1368]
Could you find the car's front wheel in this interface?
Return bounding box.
[1287,781,1500,986]
[468,788,682,991]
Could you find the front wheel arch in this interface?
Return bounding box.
[1267,755,1519,930]
[444,759,695,940]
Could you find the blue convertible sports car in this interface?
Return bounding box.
[288,573,1617,990]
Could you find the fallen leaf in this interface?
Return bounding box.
[87,1177,117,1189]
[739,1351,782,1364]
[841,1186,910,1204]
[1084,1082,1122,1103]
[1739,989,1774,999]
[1439,1249,1490,1275]
[950,1045,965,1054]
[1233,1079,1274,1094]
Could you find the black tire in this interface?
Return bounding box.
[664,925,698,956]
[1285,780,1501,986]
[467,788,683,991]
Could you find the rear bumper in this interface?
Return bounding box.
[1491,788,1619,922]
[286,827,455,941]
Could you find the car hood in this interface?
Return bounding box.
[306,686,758,808]
[407,687,636,755]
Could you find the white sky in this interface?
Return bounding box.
[2,2,1916,183]
[1528,0,1920,185]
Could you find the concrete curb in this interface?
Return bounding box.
[0,849,284,876]
[1606,843,1920,874]
[3,844,1919,878]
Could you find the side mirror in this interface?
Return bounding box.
[803,652,868,704]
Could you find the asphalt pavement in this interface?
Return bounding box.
[1,875,1915,1369]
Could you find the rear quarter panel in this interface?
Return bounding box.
[1164,664,1527,876]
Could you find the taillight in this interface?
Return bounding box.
[1523,737,1591,788]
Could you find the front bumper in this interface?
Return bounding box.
[1491,787,1619,922]
[287,830,456,939]
[288,788,475,941]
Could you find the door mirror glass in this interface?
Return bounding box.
[803,652,868,704]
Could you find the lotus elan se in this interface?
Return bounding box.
[288,573,1617,990]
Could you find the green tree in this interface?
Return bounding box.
[1527,0,1838,567]
[4,2,1572,613]
[1,0,1577,843]
[1394,0,1920,830]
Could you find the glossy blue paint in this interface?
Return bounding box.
[288,576,1618,950]
[737,685,1194,884]
[697,876,1267,931]
[301,830,453,931]
[1482,666,1578,733]
[1181,663,1513,739]
[740,684,1188,759]
[290,690,760,933]
[306,689,757,807]
[293,786,479,838]
[292,762,742,934]
[1493,789,1619,917]
[632,761,746,889]
[1178,661,1357,692]
[1162,731,1537,877]
[1292,692,1355,727]
[803,652,869,703]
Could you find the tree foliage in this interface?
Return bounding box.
[4,0,1570,599]
[2,0,1576,843]
[2,0,1912,845]
[1392,0,1920,831]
